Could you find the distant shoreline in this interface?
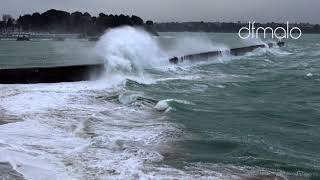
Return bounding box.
[154,22,320,34]
[155,31,319,35]
[2,9,319,37]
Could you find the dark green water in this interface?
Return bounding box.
[0,30,319,179]
[133,33,320,179]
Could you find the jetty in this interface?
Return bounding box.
[0,64,104,84]
[169,42,284,64]
[0,42,284,84]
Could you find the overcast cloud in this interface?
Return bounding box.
[0,0,319,23]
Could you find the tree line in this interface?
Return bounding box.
[0,9,154,36]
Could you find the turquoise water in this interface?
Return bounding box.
[0,28,319,179]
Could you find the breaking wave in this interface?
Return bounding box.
[96,26,169,75]
[155,99,195,112]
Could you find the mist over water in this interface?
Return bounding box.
[0,28,319,179]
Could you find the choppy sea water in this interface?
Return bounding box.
[0,27,319,180]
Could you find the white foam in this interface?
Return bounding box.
[157,75,202,82]
[0,119,87,180]
[155,99,195,112]
[1,91,68,115]
[0,81,180,179]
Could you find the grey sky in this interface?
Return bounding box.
[1,0,319,23]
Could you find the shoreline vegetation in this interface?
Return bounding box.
[0,9,157,38]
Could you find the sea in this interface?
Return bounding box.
[0,27,319,180]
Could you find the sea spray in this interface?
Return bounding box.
[165,35,230,57]
[241,35,269,47]
[96,26,169,76]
